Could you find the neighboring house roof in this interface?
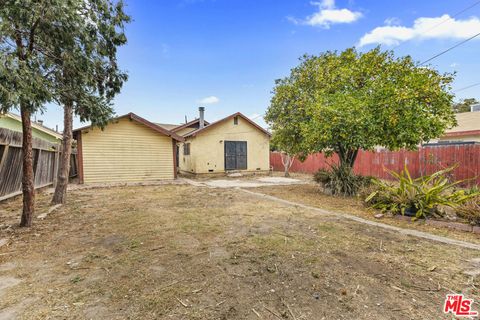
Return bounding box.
[73,112,184,142]
[170,118,210,133]
[443,111,480,138]
[183,112,271,138]
[156,119,211,133]
[1,112,63,140]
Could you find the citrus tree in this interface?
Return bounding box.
[266,47,456,175]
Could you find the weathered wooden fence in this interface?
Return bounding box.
[270,143,480,185]
[0,128,77,201]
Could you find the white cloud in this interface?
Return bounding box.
[291,0,362,28]
[197,96,220,104]
[359,14,480,47]
[384,17,401,26]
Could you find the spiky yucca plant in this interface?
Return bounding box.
[365,165,479,219]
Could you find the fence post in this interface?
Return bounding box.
[53,147,60,188]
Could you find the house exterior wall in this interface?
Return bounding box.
[178,141,195,173]
[178,116,270,174]
[0,115,60,143]
[80,117,174,183]
[438,135,480,143]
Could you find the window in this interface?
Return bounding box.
[184,143,190,155]
[233,116,238,125]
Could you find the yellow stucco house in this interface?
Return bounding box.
[169,108,271,174]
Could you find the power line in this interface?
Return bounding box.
[419,32,480,65]
[392,0,480,50]
[453,81,480,92]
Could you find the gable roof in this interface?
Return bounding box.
[2,112,63,140]
[183,112,271,138]
[156,123,179,131]
[73,112,184,142]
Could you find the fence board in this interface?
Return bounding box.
[271,144,480,185]
[0,128,78,201]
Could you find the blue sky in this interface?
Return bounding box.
[37,0,480,130]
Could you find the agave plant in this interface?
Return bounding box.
[365,165,479,219]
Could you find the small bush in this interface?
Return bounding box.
[313,169,331,185]
[456,196,480,225]
[314,165,375,197]
[364,165,479,219]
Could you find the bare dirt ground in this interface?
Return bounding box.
[256,183,480,246]
[0,184,479,319]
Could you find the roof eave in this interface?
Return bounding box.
[73,112,185,142]
[184,112,271,138]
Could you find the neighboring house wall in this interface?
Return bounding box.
[437,111,480,142]
[179,116,270,174]
[0,115,61,143]
[438,133,480,143]
[80,117,175,183]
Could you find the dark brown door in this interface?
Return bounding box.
[224,141,247,170]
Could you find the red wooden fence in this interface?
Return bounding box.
[270,144,480,185]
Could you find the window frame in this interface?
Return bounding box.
[183,143,190,156]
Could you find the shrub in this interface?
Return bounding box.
[313,169,331,185]
[456,196,480,225]
[314,164,375,197]
[365,165,479,219]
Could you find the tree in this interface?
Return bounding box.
[0,1,61,226]
[266,47,456,174]
[268,80,306,177]
[51,0,130,205]
[0,0,128,225]
[452,98,478,113]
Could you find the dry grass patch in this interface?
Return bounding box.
[256,183,480,245]
[0,184,478,319]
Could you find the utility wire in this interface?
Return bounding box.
[419,32,480,65]
[392,0,480,50]
[453,81,480,92]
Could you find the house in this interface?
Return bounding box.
[437,110,480,143]
[0,112,62,143]
[174,108,271,174]
[73,113,183,184]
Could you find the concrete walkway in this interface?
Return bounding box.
[185,177,304,188]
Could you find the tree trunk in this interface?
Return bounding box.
[284,164,290,177]
[338,148,359,171]
[52,100,73,204]
[281,153,294,177]
[19,105,35,227]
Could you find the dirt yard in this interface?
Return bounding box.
[256,183,480,246]
[0,183,479,319]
